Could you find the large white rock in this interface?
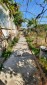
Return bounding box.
[40,46,47,58]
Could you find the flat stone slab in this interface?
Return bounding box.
[0,34,39,85]
[3,54,37,76]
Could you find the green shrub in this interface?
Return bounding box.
[26,37,33,42]
[2,37,19,59]
[28,43,39,55]
[39,57,47,70]
[9,37,18,47]
[26,36,40,56]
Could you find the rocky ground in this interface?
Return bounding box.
[0,33,41,85]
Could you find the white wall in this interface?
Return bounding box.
[0,4,18,38]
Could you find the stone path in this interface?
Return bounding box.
[0,34,39,85]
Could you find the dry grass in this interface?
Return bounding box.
[28,31,47,47]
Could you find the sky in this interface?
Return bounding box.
[15,0,47,27]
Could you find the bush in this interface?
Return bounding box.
[28,42,39,55]
[39,57,47,70]
[2,50,12,59]
[26,37,33,42]
[2,37,19,59]
[9,37,18,47]
[26,37,39,56]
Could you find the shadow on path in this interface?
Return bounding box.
[0,51,39,85]
[0,34,40,85]
[0,80,5,85]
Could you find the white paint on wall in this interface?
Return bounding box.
[0,4,18,38]
[2,29,9,38]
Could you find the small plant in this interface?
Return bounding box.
[26,36,40,56]
[9,37,18,47]
[28,43,39,55]
[26,37,33,42]
[2,37,19,60]
[2,49,12,60]
[39,57,47,70]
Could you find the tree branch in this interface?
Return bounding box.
[35,1,47,19]
[21,10,36,17]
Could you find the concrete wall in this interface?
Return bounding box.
[0,4,18,37]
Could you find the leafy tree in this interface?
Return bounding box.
[0,0,14,3]
[27,18,39,44]
[9,3,18,17]
[0,0,18,16]
[27,18,38,27]
[13,11,25,30]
